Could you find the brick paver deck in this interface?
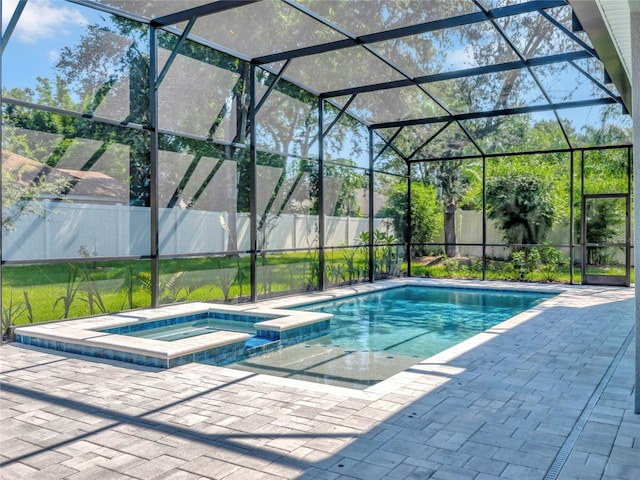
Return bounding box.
[1,281,637,480]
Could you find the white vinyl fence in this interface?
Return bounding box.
[7,201,605,263]
[2,201,394,261]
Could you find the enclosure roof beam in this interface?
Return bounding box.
[151,1,262,27]
[284,0,486,158]
[569,60,621,103]
[320,50,593,98]
[372,130,409,162]
[538,9,597,57]
[374,127,405,163]
[254,59,292,115]
[253,0,566,65]
[155,17,197,89]
[322,94,358,136]
[371,97,619,130]
[406,122,452,161]
[406,143,630,164]
[1,0,27,55]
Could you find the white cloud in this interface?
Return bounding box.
[4,0,88,44]
[2,0,20,31]
[47,49,60,64]
[448,46,476,70]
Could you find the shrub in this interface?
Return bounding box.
[507,246,567,282]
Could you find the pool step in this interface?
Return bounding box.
[243,336,280,358]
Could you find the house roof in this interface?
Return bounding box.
[2,150,129,202]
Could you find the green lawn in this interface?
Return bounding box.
[3,249,633,335]
[1,250,373,331]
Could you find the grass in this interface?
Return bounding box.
[1,250,372,329]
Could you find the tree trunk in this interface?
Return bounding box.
[444,203,458,257]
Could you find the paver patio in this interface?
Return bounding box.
[1,280,638,480]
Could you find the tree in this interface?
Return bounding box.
[307,158,367,217]
[435,160,469,257]
[486,174,555,246]
[378,182,441,255]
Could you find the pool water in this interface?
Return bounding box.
[230,286,555,389]
[124,318,256,342]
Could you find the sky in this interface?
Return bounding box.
[2,0,94,93]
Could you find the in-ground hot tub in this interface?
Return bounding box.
[14,302,331,369]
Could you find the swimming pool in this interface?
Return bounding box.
[228,286,555,389]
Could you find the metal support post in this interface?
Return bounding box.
[630,0,640,414]
[149,26,160,307]
[580,150,585,284]
[318,99,325,291]
[0,0,27,55]
[569,150,574,285]
[249,63,258,302]
[407,163,412,277]
[482,156,486,281]
[368,129,375,282]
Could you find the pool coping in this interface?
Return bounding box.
[13,302,331,368]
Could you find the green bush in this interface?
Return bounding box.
[378,182,441,255]
[507,246,568,282]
